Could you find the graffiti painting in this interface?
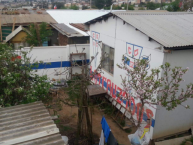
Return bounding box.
[125,42,143,68]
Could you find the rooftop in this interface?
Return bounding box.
[85,11,193,49]
[47,10,125,36]
[0,10,57,26]
[0,101,65,145]
[50,23,83,37]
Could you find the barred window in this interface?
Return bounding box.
[102,44,114,74]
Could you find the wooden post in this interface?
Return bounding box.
[12,17,16,32]
[0,14,2,42]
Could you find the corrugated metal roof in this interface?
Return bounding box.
[86,11,193,48]
[50,23,83,37]
[0,101,65,145]
[1,14,57,26]
[114,11,193,48]
[47,10,125,36]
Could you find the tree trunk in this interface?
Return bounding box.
[83,93,93,144]
[137,101,144,128]
[76,98,82,145]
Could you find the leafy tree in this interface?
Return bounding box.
[117,57,193,127]
[82,5,89,10]
[182,0,193,11]
[0,44,51,107]
[139,2,146,7]
[166,0,181,11]
[105,0,112,7]
[94,0,112,9]
[146,2,161,10]
[70,5,79,10]
[127,5,134,10]
[25,22,52,46]
[110,4,134,10]
[94,0,105,9]
[112,5,122,10]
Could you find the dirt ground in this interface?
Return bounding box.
[47,90,134,145]
[48,102,133,145]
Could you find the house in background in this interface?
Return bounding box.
[85,11,193,144]
[6,26,30,49]
[49,23,89,46]
[0,9,56,42]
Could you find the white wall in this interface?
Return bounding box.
[21,44,90,80]
[153,49,193,139]
[90,16,164,140]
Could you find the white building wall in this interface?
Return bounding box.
[20,44,90,80]
[153,49,193,139]
[90,16,164,140]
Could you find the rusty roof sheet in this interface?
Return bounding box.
[50,23,83,37]
[70,23,87,32]
[1,14,57,26]
[0,101,65,145]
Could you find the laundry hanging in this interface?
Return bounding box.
[107,131,119,145]
[99,130,104,145]
[101,116,110,143]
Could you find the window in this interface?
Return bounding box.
[102,44,114,74]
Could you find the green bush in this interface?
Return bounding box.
[180,136,193,145]
[0,44,52,107]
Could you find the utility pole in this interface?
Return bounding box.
[90,0,91,9]
[127,0,128,10]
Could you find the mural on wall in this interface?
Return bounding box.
[125,42,143,68]
[91,31,100,67]
[90,31,156,144]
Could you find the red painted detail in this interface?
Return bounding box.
[98,73,101,85]
[112,84,117,98]
[110,83,114,96]
[126,100,128,108]
[128,47,132,54]
[107,79,111,92]
[117,87,122,96]
[96,34,98,40]
[146,109,154,119]
[102,76,106,89]
[117,98,122,104]
[130,61,134,68]
[134,49,139,56]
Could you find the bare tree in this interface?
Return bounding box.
[53,42,104,144]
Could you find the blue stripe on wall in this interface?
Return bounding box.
[94,76,155,127]
[33,59,90,69]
